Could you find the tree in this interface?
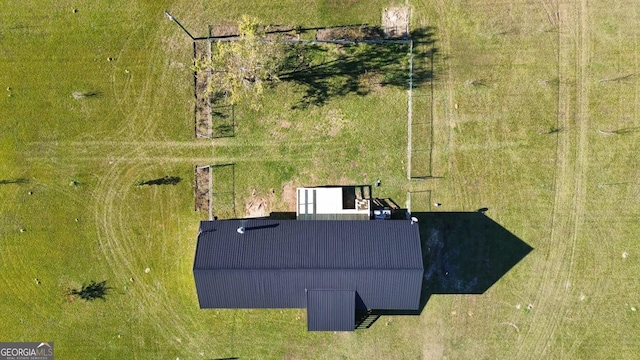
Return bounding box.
[69,280,110,301]
[195,16,289,109]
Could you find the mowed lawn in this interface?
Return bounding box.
[1,0,639,359]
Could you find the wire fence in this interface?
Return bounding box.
[194,165,212,218]
[407,190,432,214]
[189,25,433,183]
[407,40,413,179]
[407,39,435,180]
[194,41,212,139]
[211,163,237,219]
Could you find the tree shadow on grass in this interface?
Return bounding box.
[137,176,181,186]
[280,26,437,109]
[0,178,28,185]
[69,280,111,301]
[72,91,100,99]
[212,105,235,138]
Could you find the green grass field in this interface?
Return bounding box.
[1,0,639,358]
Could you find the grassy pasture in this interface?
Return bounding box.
[1,0,640,359]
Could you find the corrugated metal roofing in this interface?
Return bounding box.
[307,290,355,331]
[193,219,424,316]
[194,219,423,270]
[193,268,422,309]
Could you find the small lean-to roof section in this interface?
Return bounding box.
[306,289,355,331]
[193,219,423,311]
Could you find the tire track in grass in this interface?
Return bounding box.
[126,29,219,352]
[92,31,197,352]
[517,2,575,357]
[126,100,194,353]
[91,138,194,350]
[416,0,470,356]
[561,0,592,357]
[540,0,559,26]
[435,0,456,155]
[94,159,169,351]
[93,161,133,280]
[27,155,315,164]
[568,0,590,314]
[434,0,474,211]
[515,1,589,357]
[542,0,589,355]
[29,139,329,152]
[109,32,136,127]
[95,34,155,290]
[112,15,168,142]
[28,138,359,164]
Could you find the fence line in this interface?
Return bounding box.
[407,190,432,213]
[196,35,418,181]
[194,165,212,215]
[208,164,213,220]
[210,163,237,219]
[407,40,414,179]
[209,37,412,45]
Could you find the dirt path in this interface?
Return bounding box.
[514,1,590,357]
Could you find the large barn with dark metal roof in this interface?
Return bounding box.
[193,218,423,331]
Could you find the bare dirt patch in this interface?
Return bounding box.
[281,181,298,211]
[383,7,410,39]
[244,188,276,217]
[278,120,292,129]
[316,26,384,41]
[194,166,210,212]
[245,197,267,217]
[209,24,239,38]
